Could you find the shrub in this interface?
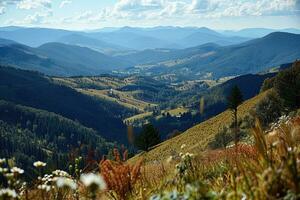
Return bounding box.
[255,91,283,128]
[273,61,300,110]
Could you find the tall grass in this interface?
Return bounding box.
[0,115,299,200]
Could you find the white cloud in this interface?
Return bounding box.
[16,0,52,10]
[6,9,52,25]
[104,0,299,20]
[59,0,71,8]
[3,0,298,27]
[0,6,6,14]
[54,0,299,26]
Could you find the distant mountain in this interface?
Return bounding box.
[222,28,300,38]
[0,38,18,46]
[37,42,131,70]
[116,43,220,65]
[178,31,249,47]
[0,27,76,47]
[1,26,299,51]
[0,40,131,76]
[147,32,300,78]
[86,31,181,50]
[86,26,249,49]
[0,26,24,31]
[56,34,128,55]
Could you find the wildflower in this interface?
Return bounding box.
[0,158,5,164]
[38,184,51,192]
[80,173,106,191]
[0,167,8,173]
[33,161,46,168]
[166,156,173,163]
[5,173,14,179]
[181,144,186,149]
[56,177,77,190]
[0,188,18,198]
[52,170,70,177]
[11,167,24,175]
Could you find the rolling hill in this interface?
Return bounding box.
[0,66,134,143]
[145,32,300,79]
[0,27,75,47]
[56,34,128,55]
[222,28,300,38]
[0,26,251,51]
[178,31,248,47]
[0,40,131,76]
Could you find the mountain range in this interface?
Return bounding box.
[138,32,300,78]
[0,26,300,79]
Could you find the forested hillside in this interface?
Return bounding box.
[0,66,134,143]
[0,100,113,178]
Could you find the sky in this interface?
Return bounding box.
[0,0,299,30]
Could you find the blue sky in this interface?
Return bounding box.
[0,0,299,30]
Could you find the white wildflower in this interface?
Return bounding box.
[11,167,24,175]
[0,158,5,164]
[180,144,186,149]
[166,156,173,163]
[184,153,194,159]
[80,173,106,191]
[52,170,70,177]
[38,184,51,192]
[5,173,14,179]
[0,188,18,198]
[56,177,77,190]
[0,167,8,173]
[33,161,46,168]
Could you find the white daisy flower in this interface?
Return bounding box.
[0,188,18,198]
[80,173,106,191]
[11,167,24,175]
[56,177,77,190]
[33,161,46,168]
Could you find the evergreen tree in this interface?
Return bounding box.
[134,124,161,151]
[227,85,243,147]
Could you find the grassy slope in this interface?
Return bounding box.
[132,91,268,163]
[54,77,157,112]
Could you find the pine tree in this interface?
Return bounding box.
[227,85,243,148]
[134,124,161,151]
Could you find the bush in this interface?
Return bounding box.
[273,61,300,110]
[255,91,283,128]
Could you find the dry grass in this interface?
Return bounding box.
[124,112,153,123]
[130,91,269,164]
[99,149,143,200]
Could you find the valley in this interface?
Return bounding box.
[0,23,300,200]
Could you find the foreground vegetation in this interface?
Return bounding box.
[0,61,299,200]
[1,113,299,199]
